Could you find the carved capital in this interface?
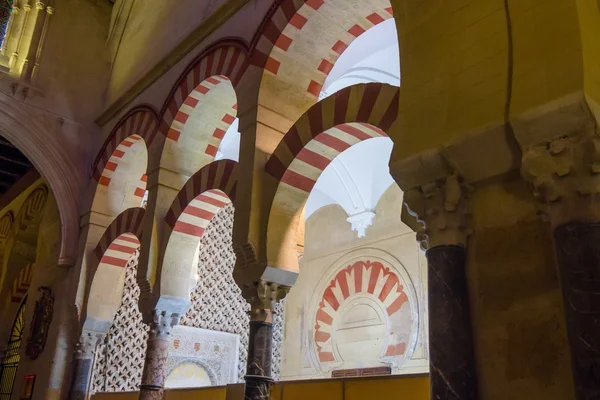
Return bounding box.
[403,174,473,250]
[521,132,600,227]
[46,6,54,15]
[149,309,180,341]
[35,2,45,11]
[75,331,104,360]
[246,280,289,322]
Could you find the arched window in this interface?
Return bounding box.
[0,296,26,400]
[0,0,12,47]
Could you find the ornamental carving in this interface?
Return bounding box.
[521,133,600,226]
[313,260,412,371]
[403,173,473,249]
[25,286,54,360]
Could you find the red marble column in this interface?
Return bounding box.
[138,310,179,400]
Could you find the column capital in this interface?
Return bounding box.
[403,173,473,250]
[245,280,289,323]
[75,331,105,360]
[521,132,600,228]
[149,309,180,340]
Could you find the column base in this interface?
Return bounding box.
[244,375,274,400]
[139,385,164,400]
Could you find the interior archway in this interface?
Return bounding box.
[161,76,240,179]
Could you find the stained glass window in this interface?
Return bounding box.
[0,0,13,46]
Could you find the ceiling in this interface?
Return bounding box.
[0,135,34,196]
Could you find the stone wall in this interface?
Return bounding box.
[281,184,428,380]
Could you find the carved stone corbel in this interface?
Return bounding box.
[246,280,289,323]
[403,173,473,250]
[521,133,600,227]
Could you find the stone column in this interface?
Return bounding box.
[521,134,600,399]
[404,174,478,400]
[139,310,180,400]
[69,331,104,400]
[244,281,288,400]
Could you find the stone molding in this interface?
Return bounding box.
[403,174,473,249]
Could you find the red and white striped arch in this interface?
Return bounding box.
[93,207,145,263]
[161,160,237,300]
[255,0,393,127]
[265,83,399,272]
[159,44,247,133]
[165,159,237,233]
[86,207,144,327]
[158,44,245,179]
[314,260,409,363]
[91,107,154,219]
[93,106,158,181]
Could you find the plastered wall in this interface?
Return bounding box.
[281,184,428,380]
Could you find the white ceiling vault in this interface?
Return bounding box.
[305,18,401,238]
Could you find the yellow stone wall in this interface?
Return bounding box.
[468,177,575,400]
[90,375,429,400]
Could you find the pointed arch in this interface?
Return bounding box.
[265,83,399,273]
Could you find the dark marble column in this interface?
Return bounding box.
[426,244,478,400]
[69,332,103,400]
[553,222,600,400]
[245,320,274,400]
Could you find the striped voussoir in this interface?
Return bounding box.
[159,45,247,138]
[252,0,315,73]
[0,212,13,238]
[165,160,237,238]
[11,263,33,303]
[252,0,393,92]
[96,134,143,187]
[265,83,399,193]
[163,74,238,159]
[93,207,145,263]
[314,260,408,362]
[93,106,158,182]
[309,5,394,96]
